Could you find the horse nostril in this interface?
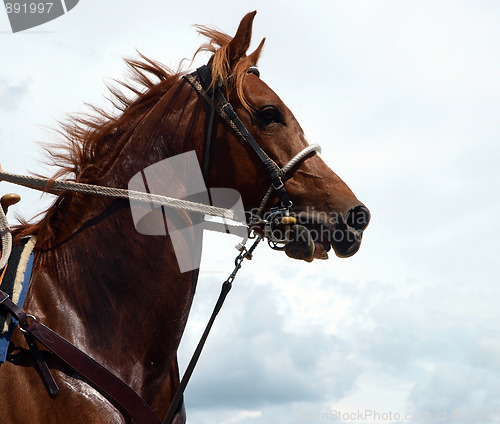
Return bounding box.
[346,205,371,231]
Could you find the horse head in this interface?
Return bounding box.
[204,12,371,261]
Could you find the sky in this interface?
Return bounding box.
[1,1,500,423]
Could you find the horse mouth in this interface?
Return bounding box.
[283,211,365,262]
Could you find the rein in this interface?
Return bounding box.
[0,65,320,423]
[162,233,262,424]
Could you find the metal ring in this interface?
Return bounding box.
[17,314,36,333]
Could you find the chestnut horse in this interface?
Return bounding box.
[0,12,369,424]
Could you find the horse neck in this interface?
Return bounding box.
[37,201,198,360]
[30,78,210,398]
[29,198,199,415]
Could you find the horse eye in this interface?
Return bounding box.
[258,106,281,124]
[247,66,260,77]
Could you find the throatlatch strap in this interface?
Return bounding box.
[197,65,216,183]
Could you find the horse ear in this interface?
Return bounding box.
[247,37,266,66]
[227,11,257,67]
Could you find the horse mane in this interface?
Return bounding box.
[13,24,263,246]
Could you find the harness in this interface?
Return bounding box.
[0,236,36,362]
[0,64,320,424]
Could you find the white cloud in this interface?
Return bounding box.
[0,78,31,111]
[180,273,359,410]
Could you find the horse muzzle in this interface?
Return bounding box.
[282,204,371,262]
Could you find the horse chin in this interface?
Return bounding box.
[284,224,316,262]
[283,221,364,262]
[284,224,332,262]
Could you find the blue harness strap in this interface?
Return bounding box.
[0,236,36,363]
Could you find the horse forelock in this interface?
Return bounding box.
[195,24,263,113]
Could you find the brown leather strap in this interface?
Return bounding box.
[2,288,184,424]
[1,289,59,397]
[171,401,186,424]
[163,280,231,424]
[23,332,60,397]
[0,289,29,330]
[26,319,162,424]
[163,235,261,424]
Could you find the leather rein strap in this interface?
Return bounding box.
[0,289,162,424]
[162,235,262,424]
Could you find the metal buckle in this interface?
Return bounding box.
[272,179,284,191]
[17,314,36,333]
[220,102,236,119]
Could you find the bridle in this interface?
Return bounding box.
[0,64,322,424]
[183,65,321,249]
[185,65,292,208]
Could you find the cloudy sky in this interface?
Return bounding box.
[1,1,500,423]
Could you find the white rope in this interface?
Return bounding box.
[0,205,12,270]
[256,144,322,216]
[0,168,238,269]
[0,145,320,269]
[0,171,236,220]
